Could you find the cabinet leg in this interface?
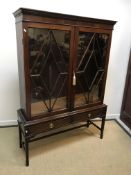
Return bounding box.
[100,116,106,139]
[87,120,90,128]
[18,123,22,148]
[25,139,29,166]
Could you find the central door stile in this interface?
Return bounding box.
[69,26,79,111]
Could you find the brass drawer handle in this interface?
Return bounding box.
[88,113,91,118]
[49,122,54,129]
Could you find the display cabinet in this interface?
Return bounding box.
[13,8,116,166]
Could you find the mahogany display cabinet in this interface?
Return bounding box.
[13,8,116,166]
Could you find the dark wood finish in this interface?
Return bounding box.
[17,106,106,166]
[13,8,116,28]
[14,8,116,166]
[120,50,131,129]
[15,22,27,115]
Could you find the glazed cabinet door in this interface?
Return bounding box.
[25,24,72,118]
[74,27,111,108]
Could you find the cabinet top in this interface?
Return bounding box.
[13,8,116,26]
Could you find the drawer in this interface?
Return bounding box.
[90,108,106,119]
[27,116,72,136]
[25,106,107,136]
[73,108,106,123]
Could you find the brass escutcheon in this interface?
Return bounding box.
[49,122,54,129]
[88,113,91,118]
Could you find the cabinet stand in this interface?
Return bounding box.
[18,109,106,166]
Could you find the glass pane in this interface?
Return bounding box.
[28,27,70,116]
[75,32,109,107]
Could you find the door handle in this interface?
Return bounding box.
[73,72,76,86]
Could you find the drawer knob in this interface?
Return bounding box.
[88,113,91,118]
[49,122,54,129]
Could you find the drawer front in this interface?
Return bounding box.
[73,108,107,123]
[26,106,107,136]
[90,108,106,119]
[27,116,72,135]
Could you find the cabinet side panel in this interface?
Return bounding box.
[15,22,26,114]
